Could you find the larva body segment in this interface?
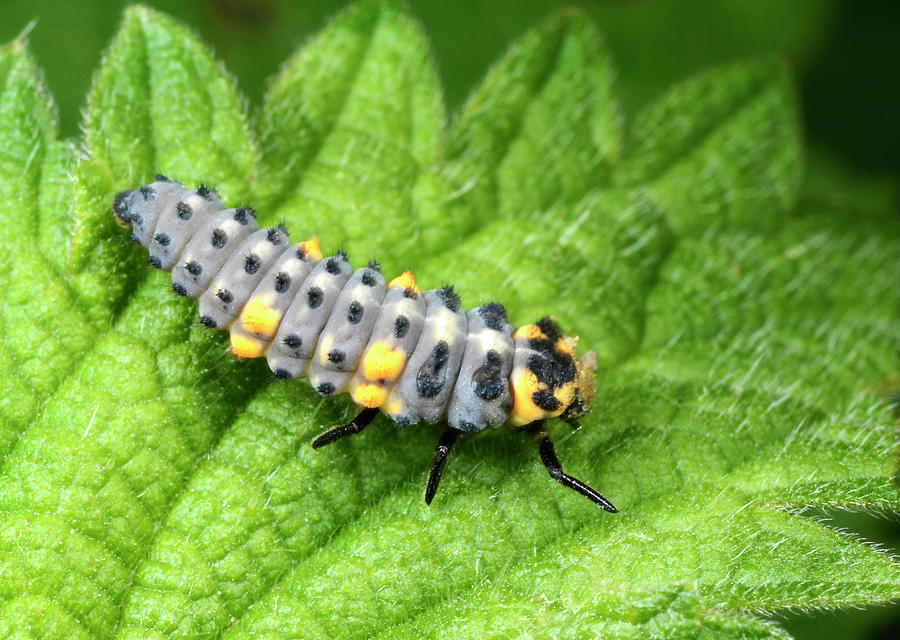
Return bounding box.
[267,255,354,379]
[383,288,468,427]
[447,304,516,432]
[348,275,427,411]
[309,264,387,397]
[197,225,290,332]
[174,208,258,298]
[113,177,617,511]
[230,242,320,355]
[148,186,224,270]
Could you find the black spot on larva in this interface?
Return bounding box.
[296,246,308,261]
[527,349,575,389]
[266,226,286,244]
[394,315,410,339]
[176,201,192,220]
[130,233,142,245]
[328,350,345,364]
[532,389,559,411]
[185,261,202,276]
[139,185,155,200]
[217,288,234,304]
[395,416,413,428]
[325,258,341,275]
[154,232,170,247]
[535,316,563,343]
[307,287,323,308]
[274,272,290,293]
[403,287,418,299]
[347,301,363,324]
[437,285,461,312]
[154,173,171,182]
[130,213,143,228]
[361,271,377,287]
[113,191,131,222]
[337,249,348,262]
[172,282,187,297]
[211,229,227,248]
[524,317,575,390]
[200,316,217,328]
[234,207,254,225]
[197,184,212,199]
[473,350,504,401]
[479,302,508,331]
[283,334,302,349]
[458,420,479,432]
[316,382,335,397]
[273,368,292,379]
[416,341,449,398]
[148,255,162,269]
[367,259,381,272]
[244,254,261,274]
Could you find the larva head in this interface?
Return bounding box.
[562,349,598,421]
[112,189,137,227]
[112,175,187,248]
[508,317,597,427]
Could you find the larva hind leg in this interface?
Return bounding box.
[525,421,618,512]
[424,428,462,505]
[311,407,379,449]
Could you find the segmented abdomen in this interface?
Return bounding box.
[114,177,576,431]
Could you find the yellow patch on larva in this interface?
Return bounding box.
[508,369,549,427]
[300,236,323,262]
[553,380,576,408]
[363,341,406,382]
[241,296,281,339]
[317,335,334,365]
[388,270,420,295]
[381,396,403,417]
[555,336,577,358]
[513,324,544,340]
[230,332,266,359]
[351,381,388,409]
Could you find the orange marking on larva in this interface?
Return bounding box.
[362,341,406,382]
[388,271,420,295]
[382,397,403,417]
[555,337,577,358]
[508,369,548,427]
[230,332,266,359]
[241,296,281,339]
[300,236,323,262]
[553,381,576,410]
[513,324,544,340]
[352,381,387,408]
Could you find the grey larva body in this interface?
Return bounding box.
[112,176,617,512]
[113,177,513,431]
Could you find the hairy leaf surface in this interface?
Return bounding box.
[0,3,897,639]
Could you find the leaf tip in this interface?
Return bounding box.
[15,18,39,45]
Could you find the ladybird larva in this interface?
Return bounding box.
[113,175,616,511]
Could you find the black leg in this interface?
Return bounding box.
[425,428,462,505]
[527,422,618,512]
[312,408,379,449]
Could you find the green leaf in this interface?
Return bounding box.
[444,10,621,234]
[0,3,898,639]
[69,4,257,321]
[616,59,802,233]
[0,40,93,461]
[253,0,445,276]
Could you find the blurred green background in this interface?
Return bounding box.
[2,0,897,638]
